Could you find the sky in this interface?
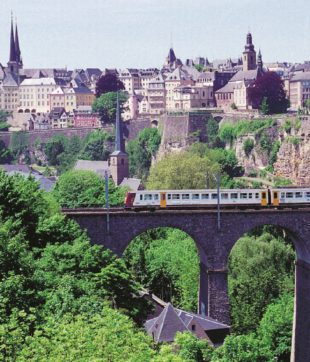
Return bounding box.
[0,0,309,70]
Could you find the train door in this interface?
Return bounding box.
[160,192,167,208]
[273,191,279,206]
[261,191,267,206]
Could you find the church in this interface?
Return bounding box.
[215,32,264,110]
[0,16,23,112]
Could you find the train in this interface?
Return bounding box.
[124,188,310,210]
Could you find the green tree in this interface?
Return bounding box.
[147,152,219,190]
[0,140,12,163]
[18,307,155,362]
[212,333,272,362]
[174,332,214,362]
[92,91,128,124]
[124,228,199,311]
[10,131,29,159]
[258,293,293,361]
[79,130,112,160]
[52,169,127,208]
[243,138,255,157]
[44,134,68,166]
[228,232,295,334]
[206,118,220,147]
[260,97,269,115]
[127,128,161,179]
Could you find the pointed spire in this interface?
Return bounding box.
[15,18,21,65]
[9,13,16,62]
[115,92,123,152]
[257,49,263,71]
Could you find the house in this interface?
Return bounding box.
[0,164,55,192]
[289,71,310,110]
[144,301,230,347]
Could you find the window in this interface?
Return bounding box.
[201,194,209,199]
[192,194,200,199]
[295,192,303,198]
[240,193,248,199]
[144,194,153,201]
[255,193,260,199]
[248,193,253,199]
[231,193,238,199]
[221,193,229,200]
[140,194,143,201]
[281,192,285,198]
[182,194,190,200]
[212,193,218,200]
[154,194,159,201]
[172,194,180,200]
[306,192,310,198]
[286,192,293,198]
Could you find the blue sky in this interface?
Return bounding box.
[1,0,309,69]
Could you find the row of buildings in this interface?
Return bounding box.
[1,18,310,131]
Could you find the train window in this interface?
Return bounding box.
[295,192,303,198]
[231,193,238,199]
[168,194,171,200]
[172,194,180,200]
[201,194,209,199]
[306,192,310,198]
[154,194,159,200]
[281,192,285,198]
[286,192,293,198]
[144,194,153,201]
[248,193,253,199]
[221,193,229,199]
[182,194,190,200]
[262,192,266,199]
[161,194,166,201]
[212,193,218,200]
[255,193,260,199]
[140,194,143,201]
[240,193,248,199]
[192,194,200,199]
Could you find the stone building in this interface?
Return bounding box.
[215,33,263,110]
[289,71,310,110]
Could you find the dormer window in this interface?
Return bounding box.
[191,324,196,331]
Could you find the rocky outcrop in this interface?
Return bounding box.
[274,119,310,185]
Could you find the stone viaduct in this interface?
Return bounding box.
[64,207,310,362]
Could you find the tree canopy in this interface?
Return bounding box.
[92,91,128,124]
[127,127,161,180]
[147,151,220,190]
[95,73,125,98]
[250,72,289,114]
[52,170,127,208]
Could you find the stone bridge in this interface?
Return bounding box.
[64,207,310,362]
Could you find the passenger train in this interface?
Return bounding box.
[124,188,310,210]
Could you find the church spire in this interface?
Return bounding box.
[9,13,16,62]
[115,91,123,152]
[257,49,263,71]
[15,19,22,66]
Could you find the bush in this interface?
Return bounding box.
[281,119,292,133]
[243,138,254,157]
[269,140,281,166]
[286,136,300,146]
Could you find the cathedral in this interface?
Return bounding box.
[0,16,23,111]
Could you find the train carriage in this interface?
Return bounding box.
[124,187,310,210]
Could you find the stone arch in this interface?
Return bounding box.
[123,226,202,310]
[151,120,158,128]
[18,109,24,113]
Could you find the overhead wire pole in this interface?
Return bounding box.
[207,172,221,231]
[216,173,221,231]
[105,170,110,234]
